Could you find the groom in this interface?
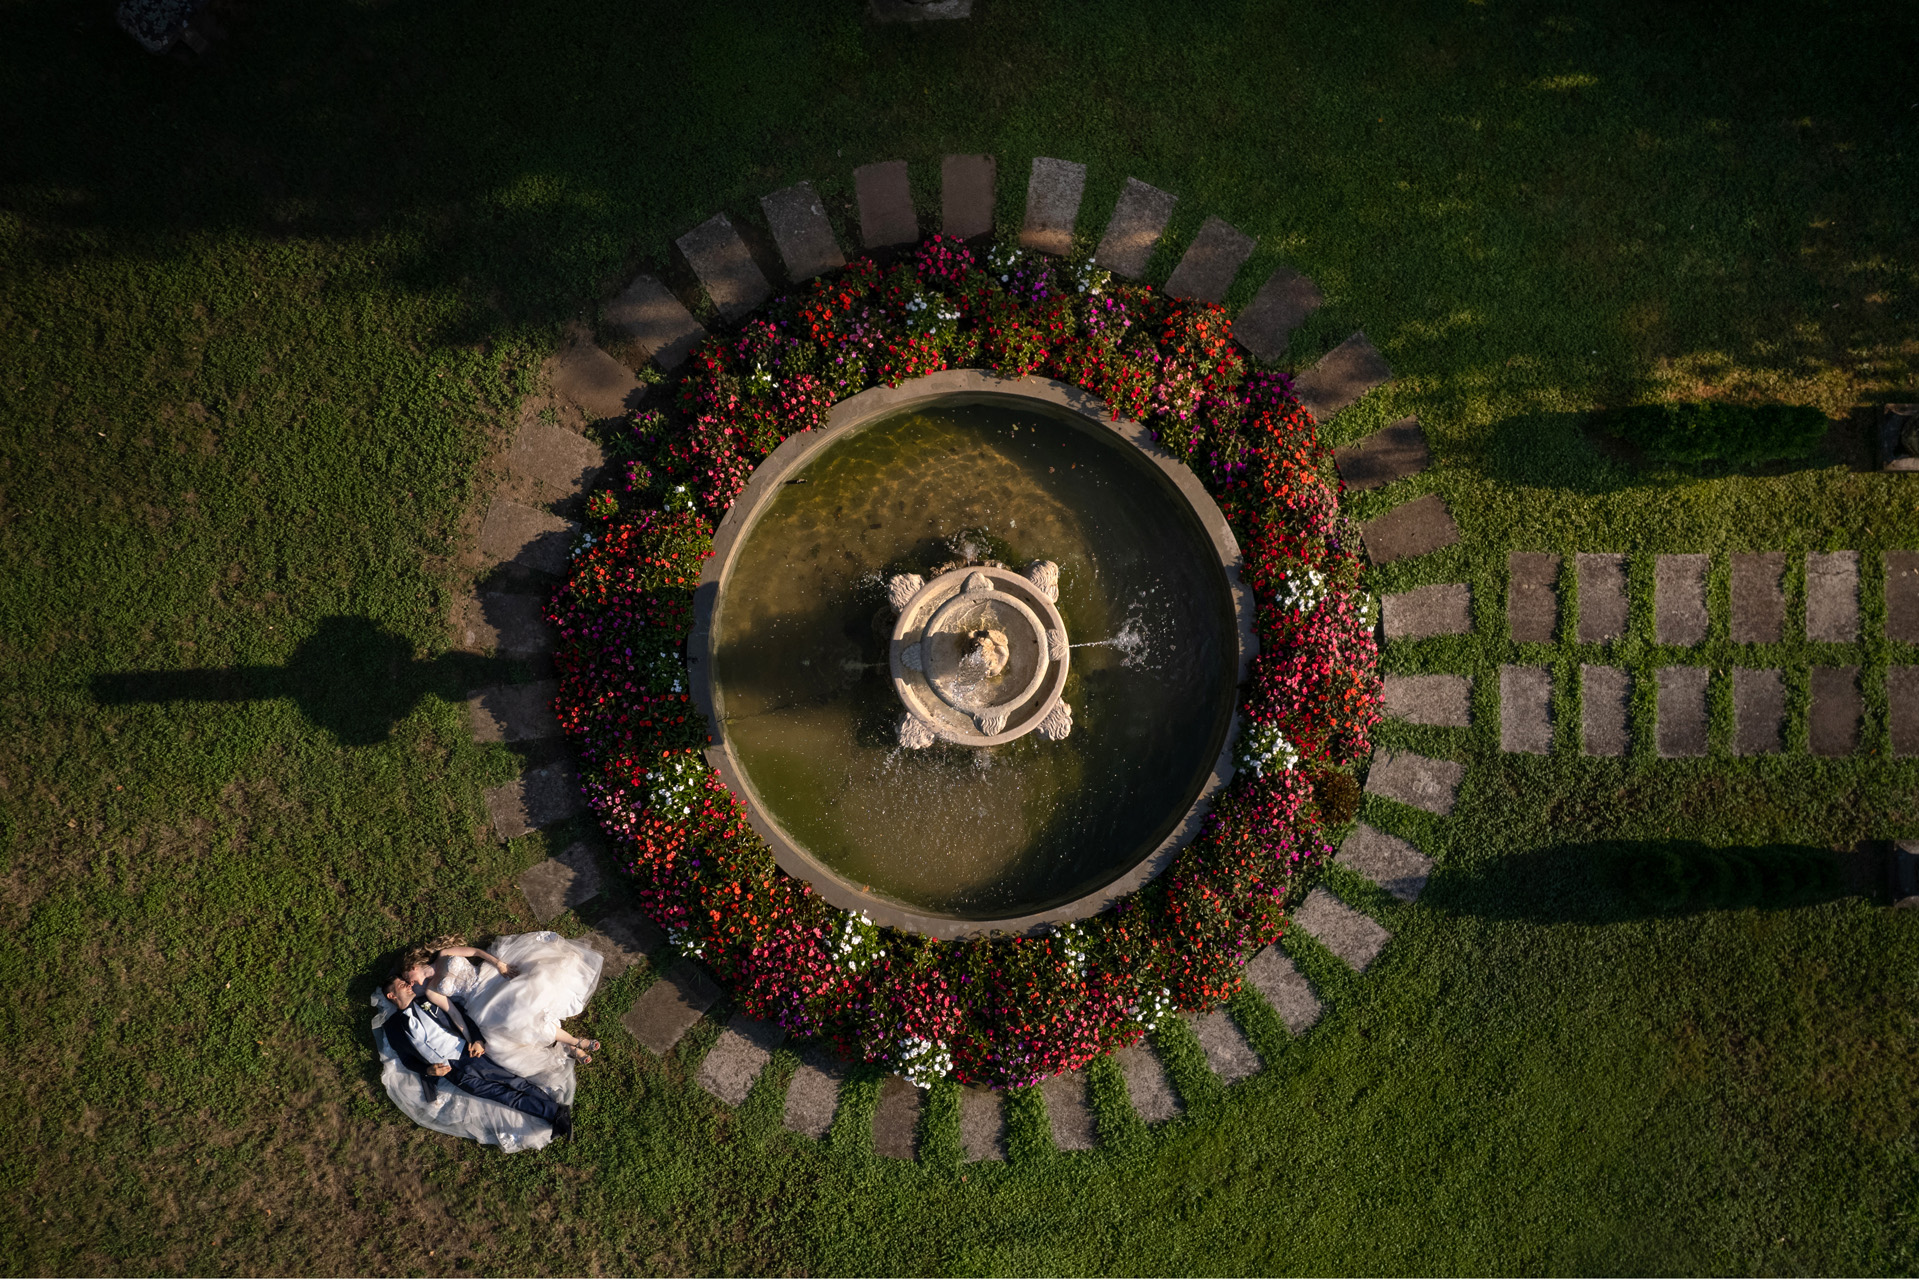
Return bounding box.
[382,974,573,1139]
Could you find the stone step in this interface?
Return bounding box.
[695,1014,786,1105]
[782,1048,849,1139]
[1334,416,1430,492]
[1575,553,1628,644]
[1500,664,1552,754]
[676,213,772,322]
[1293,332,1392,422]
[458,590,553,657]
[853,160,918,250]
[468,679,561,744]
[1581,664,1630,756]
[546,333,646,421]
[1364,749,1464,816]
[1163,215,1256,305]
[1243,944,1323,1032]
[485,762,584,841]
[760,181,845,283]
[1337,823,1432,904]
[1183,1009,1261,1083]
[621,959,720,1056]
[1891,666,1919,757]
[507,422,607,498]
[1232,266,1323,363]
[1293,887,1391,972]
[959,1085,1006,1161]
[1092,177,1177,279]
[1888,552,1919,642]
[1360,494,1460,566]
[1040,1068,1097,1151]
[1381,583,1471,640]
[478,498,577,577]
[941,153,996,240]
[578,911,663,980]
[1508,552,1561,644]
[603,274,706,371]
[516,839,602,921]
[1655,667,1708,758]
[1810,665,1862,757]
[1114,1043,1183,1122]
[872,1075,924,1159]
[1732,667,1785,756]
[1731,552,1786,644]
[1654,553,1710,646]
[1806,551,1860,642]
[1020,156,1086,256]
[1382,673,1471,727]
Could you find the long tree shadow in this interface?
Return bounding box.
[91,614,519,746]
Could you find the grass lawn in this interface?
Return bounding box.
[3,0,1917,1272]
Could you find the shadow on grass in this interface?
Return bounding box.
[90,614,516,746]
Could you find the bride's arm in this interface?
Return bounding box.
[422,988,485,1055]
[437,944,511,978]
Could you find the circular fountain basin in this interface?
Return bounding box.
[689,372,1256,938]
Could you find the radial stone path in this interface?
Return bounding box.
[1244,945,1324,1032]
[959,1086,1007,1162]
[1500,664,1553,754]
[854,161,917,251]
[1183,1010,1261,1084]
[479,498,576,576]
[1382,583,1471,639]
[1731,552,1786,643]
[873,1077,924,1159]
[761,181,845,283]
[1655,554,1710,646]
[468,679,560,744]
[1575,553,1628,644]
[603,274,706,371]
[1806,551,1860,642]
[782,1049,849,1139]
[1382,673,1471,727]
[1021,157,1086,256]
[1337,824,1432,903]
[1507,552,1560,644]
[1232,267,1323,362]
[1581,664,1630,756]
[1162,215,1256,305]
[517,840,602,921]
[1294,888,1392,972]
[1889,552,1919,642]
[941,153,996,240]
[1656,667,1709,758]
[1293,332,1392,421]
[1810,666,1863,756]
[547,333,646,420]
[1115,1043,1183,1121]
[1041,1069,1098,1151]
[1365,749,1465,815]
[676,214,771,322]
[459,590,552,656]
[1334,417,1430,492]
[485,762,584,841]
[1733,667,1786,756]
[1361,494,1460,565]
[696,1014,785,1105]
[1890,666,1919,757]
[1092,177,1177,279]
[622,961,720,1056]
[578,911,662,980]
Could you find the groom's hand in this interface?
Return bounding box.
[467,1041,486,1058]
[429,1063,451,1077]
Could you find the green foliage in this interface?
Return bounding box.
[1601,401,1830,467]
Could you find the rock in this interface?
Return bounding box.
[1805,551,1860,642]
[695,1015,785,1106]
[1243,945,1323,1032]
[621,960,720,1056]
[485,762,584,841]
[1334,417,1430,492]
[1364,749,1465,816]
[1183,1009,1260,1083]
[1293,332,1392,422]
[941,154,996,240]
[1580,664,1630,756]
[959,1086,1006,1162]
[467,680,561,744]
[1040,1069,1097,1151]
[1360,494,1460,565]
[1382,673,1471,727]
[1654,554,1710,646]
[853,160,918,250]
[872,1076,923,1159]
[1381,583,1471,640]
[1499,664,1552,754]
[603,274,706,371]
[1809,665,1862,757]
[760,181,845,283]
[478,499,576,577]
[1162,216,1256,305]
[1232,267,1323,362]
[1114,1043,1182,1122]
[1020,157,1086,257]
[1575,553,1628,644]
[1732,667,1785,756]
[676,214,772,322]
[1091,177,1177,279]
[1293,887,1391,972]
[516,840,602,921]
[1730,552,1786,644]
[1336,823,1432,903]
[1655,667,1708,758]
[1507,552,1561,644]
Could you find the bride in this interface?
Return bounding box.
[370,931,605,1152]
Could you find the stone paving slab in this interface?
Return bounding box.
[1361,494,1460,565]
[1575,553,1628,644]
[1500,664,1553,754]
[1382,673,1471,727]
[1040,1069,1097,1151]
[871,0,971,20]
[696,1014,786,1106]
[1183,1009,1261,1083]
[1020,157,1086,257]
[622,960,720,1056]
[1891,666,1919,757]
[782,1048,849,1139]
[578,910,663,980]
[959,1086,1006,1162]
[1581,664,1630,756]
[941,154,996,240]
[760,181,845,283]
[1163,216,1256,305]
[1244,944,1323,1032]
[1889,552,1919,642]
[1810,665,1862,757]
[517,839,602,921]
[603,274,706,371]
[1293,332,1393,422]
[676,213,771,321]
[459,591,552,657]
[1655,667,1709,758]
[507,422,605,496]
[485,761,583,840]
[1655,554,1710,646]
[872,1075,924,1159]
[853,160,917,250]
[1381,583,1471,640]
[1092,177,1177,279]
[1337,823,1432,903]
[478,498,576,576]
[1233,266,1323,362]
[1334,417,1430,492]
[1806,551,1860,642]
[1508,552,1561,644]
[547,334,646,421]
[1365,749,1465,816]
[467,679,560,744]
[1732,667,1785,756]
[1114,1043,1182,1122]
[1731,552,1786,644]
[1294,887,1392,972]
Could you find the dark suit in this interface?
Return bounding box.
[384,996,563,1127]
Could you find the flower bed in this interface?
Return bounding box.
[546,237,1381,1088]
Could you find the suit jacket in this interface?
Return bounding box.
[383,996,485,1099]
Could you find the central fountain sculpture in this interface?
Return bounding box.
[888,561,1074,748]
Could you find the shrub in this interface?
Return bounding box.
[1600,401,1827,467]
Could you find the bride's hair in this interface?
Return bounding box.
[399,934,468,974]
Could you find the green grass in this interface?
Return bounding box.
[2,0,1918,1272]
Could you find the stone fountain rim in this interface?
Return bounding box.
[892,566,1067,745]
[686,369,1260,941]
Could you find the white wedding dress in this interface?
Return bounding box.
[369,931,604,1152]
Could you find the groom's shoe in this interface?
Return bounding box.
[552,1103,573,1141]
